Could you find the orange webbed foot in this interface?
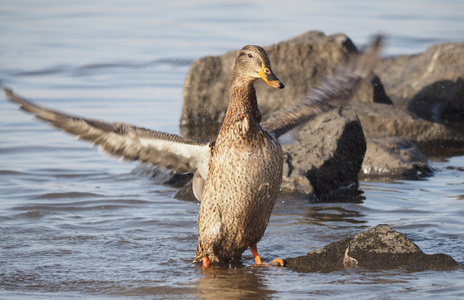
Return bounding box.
[250,243,284,267]
[270,258,285,267]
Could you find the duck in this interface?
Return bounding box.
[4,36,382,268]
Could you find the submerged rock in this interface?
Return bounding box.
[285,224,459,272]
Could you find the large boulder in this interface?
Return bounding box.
[376,42,464,130]
[377,42,464,104]
[407,78,464,133]
[179,31,391,197]
[174,105,366,199]
[278,106,366,196]
[181,31,390,140]
[177,31,464,198]
[353,101,464,154]
[285,224,459,272]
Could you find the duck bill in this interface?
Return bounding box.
[259,66,285,89]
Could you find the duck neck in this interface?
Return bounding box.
[223,82,262,128]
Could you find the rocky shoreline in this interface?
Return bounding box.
[178,31,464,198]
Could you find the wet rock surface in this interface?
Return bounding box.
[353,100,464,155]
[176,31,464,197]
[375,41,464,143]
[407,78,464,125]
[360,137,432,180]
[376,42,464,109]
[278,106,366,196]
[285,224,459,272]
[181,31,390,140]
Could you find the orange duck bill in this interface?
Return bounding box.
[259,66,285,89]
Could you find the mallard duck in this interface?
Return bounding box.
[4,36,382,268]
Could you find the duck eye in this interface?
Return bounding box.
[247,53,253,58]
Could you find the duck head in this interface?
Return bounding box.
[233,45,285,89]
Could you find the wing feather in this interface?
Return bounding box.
[4,88,211,174]
[264,35,383,138]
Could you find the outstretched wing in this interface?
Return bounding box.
[264,35,383,138]
[4,89,211,175]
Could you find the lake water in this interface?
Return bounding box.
[1,1,463,299]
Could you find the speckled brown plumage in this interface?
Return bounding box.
[193,45,286,265]
[193,39,383,265]
[195,90,283,264]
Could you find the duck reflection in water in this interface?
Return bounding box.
[195,264,276,300]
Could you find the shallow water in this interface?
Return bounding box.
[1,1,464,299]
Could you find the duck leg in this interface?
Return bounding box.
[202,256,211,269]
[250,243,284,266]
[250,243,263,264]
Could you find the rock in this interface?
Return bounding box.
[176,32,464,197]
[377,42,464,104]
[174,182,198,202]
[353,101,464,154]
[285,224,459,272]
[179,31,391,196]
[181,31,391,140]
[174,106,366,199]
[278,106,366,196]
[407,78,464,129]
[377,42,464,131]
[360,137,433,180]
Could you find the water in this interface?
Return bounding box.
[1,1,463,298]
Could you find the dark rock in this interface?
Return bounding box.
[278,106,366,196]
[285,238,352,273]
[179,31,389,196]
[174,182,198,202]
[377,42,464,132]
[353,101,464,155]
[175,106,366,199]
[407,78,464,128]
[181,31,391,140]
[177,32,464,197]
[377,42,464,104]
[285,224,459,272]
[360,137,433,180]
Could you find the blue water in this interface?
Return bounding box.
[1,1,463,299]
